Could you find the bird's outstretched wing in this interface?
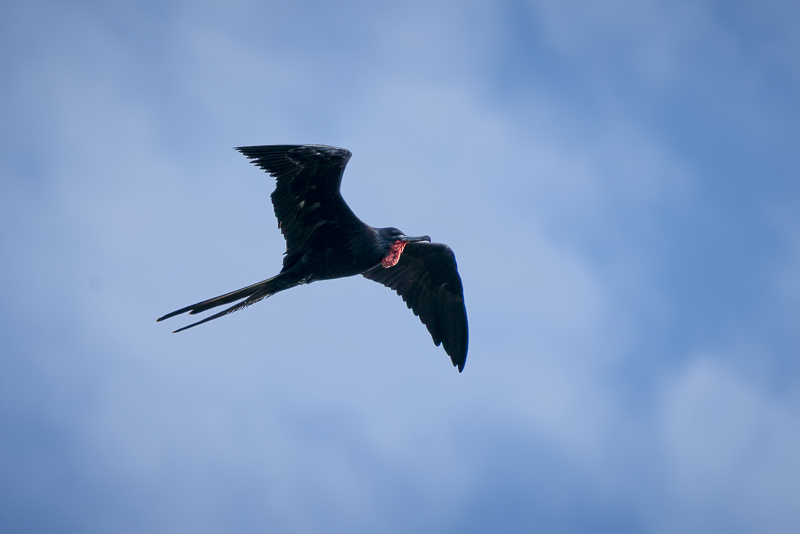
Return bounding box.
[235,145,362,260]
[362,242,468,371]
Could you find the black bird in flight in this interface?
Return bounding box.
[157,145,468,371]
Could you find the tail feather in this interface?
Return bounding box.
[157,274,298,332]
[170,290,272,333]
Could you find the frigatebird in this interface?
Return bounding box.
[157,145,468,371]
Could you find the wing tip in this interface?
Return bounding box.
[234,144,352,162]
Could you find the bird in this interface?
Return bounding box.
[157,144,468,371]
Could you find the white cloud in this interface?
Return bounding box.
[659,357,800,531]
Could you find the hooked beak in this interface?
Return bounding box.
[398,234,431,243]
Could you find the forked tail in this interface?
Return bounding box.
[156,274,299,333]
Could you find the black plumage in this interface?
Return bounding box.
[157,144,468,372]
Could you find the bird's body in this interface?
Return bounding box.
[158,145,468,371]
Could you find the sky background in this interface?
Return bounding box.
[2,0,799,532]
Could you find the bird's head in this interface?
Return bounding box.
[376,227,431,268]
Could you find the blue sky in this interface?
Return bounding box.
[2,0,799,532]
